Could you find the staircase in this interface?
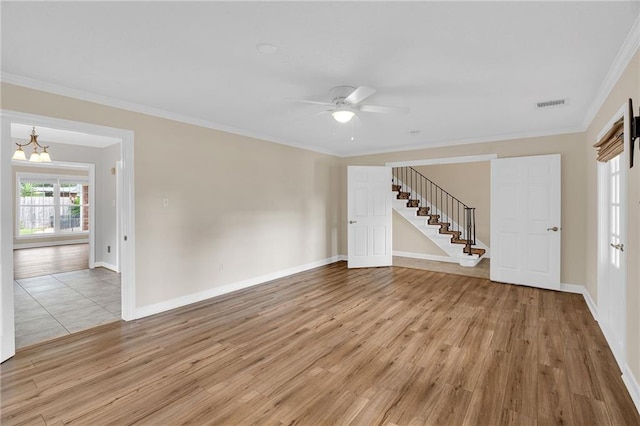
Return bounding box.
[392,166,487,267]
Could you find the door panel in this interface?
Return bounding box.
[598,154,626,365]
[491,154,561,289]
[347,166,392,268]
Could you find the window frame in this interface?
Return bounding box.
[15,172,90,239]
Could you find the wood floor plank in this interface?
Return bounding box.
[13,244,89,279]
[2,262,638,425]
[537,364,575,425]
[462,349,511,425]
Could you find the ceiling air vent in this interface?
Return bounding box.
[536,99,567,109]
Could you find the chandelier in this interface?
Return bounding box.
[12,126,51,163]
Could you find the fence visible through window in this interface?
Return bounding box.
[17,176,89,237]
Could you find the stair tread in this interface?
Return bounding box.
[463,247,486,256]
[391,173,484,264]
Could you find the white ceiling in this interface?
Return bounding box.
[2,2,639,156]
[11,123,121,148]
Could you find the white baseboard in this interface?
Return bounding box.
[560,283,598,321]
[560,283,639,414]
[581,288,598,321]
[94,261,119,273]
[134,255,343,320]
[392,250,458,264]
[623,364,640,415]
[13,238,89,249]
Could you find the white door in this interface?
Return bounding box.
[347,166,392,268]
[1,115,16,362]
[490,154,561,289]
[597,153,626,366]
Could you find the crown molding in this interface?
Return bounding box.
[3,8,639,162]
[0,73,339,157]
[582,13,640,131]
[340,126,583,158]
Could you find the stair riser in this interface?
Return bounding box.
[392,191,487,265]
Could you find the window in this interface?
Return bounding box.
[17,175,90,237]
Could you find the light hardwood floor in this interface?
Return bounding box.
[13,244,89,279]
[393,256,490,279]
[1,263,638,425]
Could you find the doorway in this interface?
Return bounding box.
[1,111,136,362]
[596,105,628,369]
[12,162,116,348]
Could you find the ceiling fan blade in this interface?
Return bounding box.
[345,86,376,105]
[313,110,333,116]
[285,97,334,107]
[359,104,410,114]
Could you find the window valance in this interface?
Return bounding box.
[594,118,624,162]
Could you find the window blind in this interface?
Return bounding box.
[593,118,624,162]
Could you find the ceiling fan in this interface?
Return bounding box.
[290,86,409,123]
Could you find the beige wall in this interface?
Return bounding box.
[341,131,586,285]
[1,83,342,307]
[414,161,490,245]
[2,50,638,386]
[584,51,640,381]
[392,210,447,256]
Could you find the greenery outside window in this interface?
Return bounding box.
[17,175,90,237]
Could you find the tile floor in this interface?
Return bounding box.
[14,268,121,349]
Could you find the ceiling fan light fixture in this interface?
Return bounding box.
[331,108,355,123]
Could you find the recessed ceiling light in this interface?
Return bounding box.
[256,43,277,54]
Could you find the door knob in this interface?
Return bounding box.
[546,226,559,232]
[610,243,624,252]
[349,220,357,224]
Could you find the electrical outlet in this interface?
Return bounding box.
[107,245,111,253]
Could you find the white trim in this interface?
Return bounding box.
[14,171,91,241]
[2,14,638,160]
[2,109,133,140]
[386,154,498,168]
[133,255,343,320]
[1,73,336,157]
[342,127,582,158]
[1,115,16,361]
[88,164,95,269]
[10,160,94,171]
[13,239,88,250]
[623,365,640,415]
[0,110,136,361]
[94,261,119,273]
[596,104,628,142]
[0,73,585,159]
[595,103,628,374]
[119,127,135,321]
[583,14,640,130]
[393,250,459,264]
[559,283,598,321]
[115,160,122,273]
[582,288,598,322]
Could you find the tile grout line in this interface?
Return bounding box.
[15,270,122,344]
